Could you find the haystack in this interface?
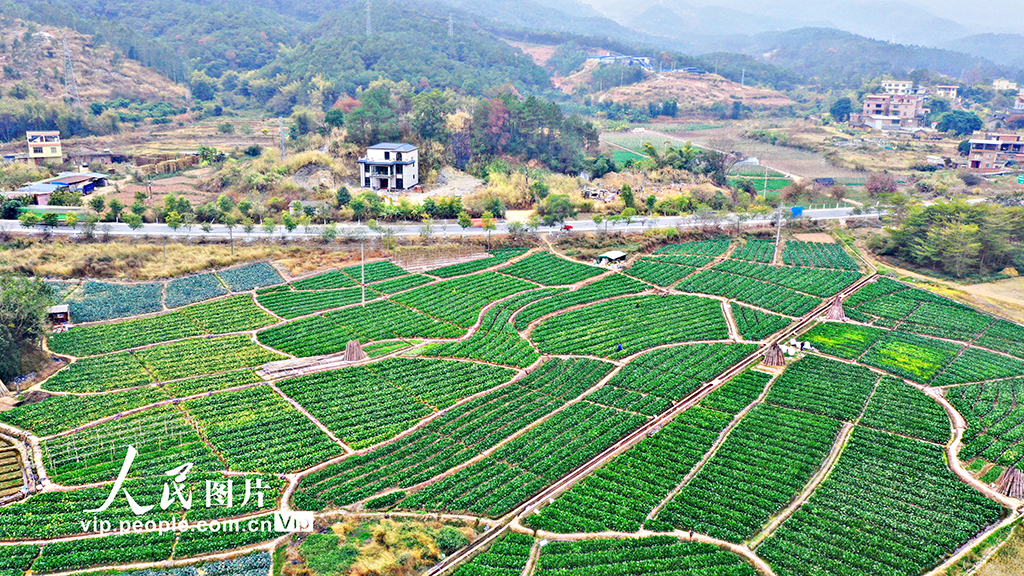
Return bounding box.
[826,296,848,322]
[993,467,1024,499]
[762,343,786,367]
[343,340,368,362]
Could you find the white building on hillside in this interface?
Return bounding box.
[358,143,419,191]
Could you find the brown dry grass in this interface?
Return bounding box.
[976,522,1024,576]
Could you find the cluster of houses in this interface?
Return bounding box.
[850,81,959,133]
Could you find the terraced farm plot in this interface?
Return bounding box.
[292,359,603,510]
[32,532,176,573]
[42,406,221,485]
[257,300,464,357]
[531,295,729,359]
[393,272,535,327]
[655,404,843,542]
[500,252,603,285]
[861,331,962,384]
[899,301,995,342]
[524,407,732,533]
[278,358,513,448]
[0,545,37,576]
[452,533,533,576]
[605,343,756,401]
[340,260,408,283]
[257,286,379,319]
[513,274,646,330]
[536,537,757,576]
[701,369,773,415]
[277,368,433,449]
[177,294,277,333]
[182,386,342,473]
[731,304,791,341]
[624,258,696,286]
[165,273,227,308]
[677,270,819,316]
[860,377,950,444]
[586,385,671,416]
[136,334,285,381]
[43,352,153,392]
[782,240,859,270]
[403,402,647,517]
[368,274,432,293]
[66,281,164,323]
[766,354,879,422]
[977,320,1024,360]
[715,260,862,298]
[949,377,1024,467]
[801,322,887,360]
[216,262,284,291]
[291,270,358,290]
[731,238,776,263]
[758,428,1004,576]
[430,248,528,278]
[48,312,203,356]
[654,238,730,256]
[931,347,1024,387]
[0,387,167,436]
[649,253,716,267]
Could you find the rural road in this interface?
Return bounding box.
[0,207,877,240]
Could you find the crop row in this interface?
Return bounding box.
[897,301,995,342]
[165,272,227,308]
[654,238,731,257]
[279,358,514,447]
[216,262,285,292]
[931,347,1024,387]
[844,277,907,307]
[977,320,1024,361]
[731,303,790,341]
[424,332,538,368]
[677,271,819,316]
[340,260,408,283]
[586,385,670,416]
[714,260,862,298]
[532,295,730,359]
[701,369,773,415]
[452,532,534,576]
[654,404,842,543]
[606,343,757,401]
[536,537,757,576]
[624,258,697,287]
[182,386,343,473]
[513,274,646,330]
[402,402,647,517]
[649,253,716,267]
[860,377,950,444]
[66,281,164,323]
[43,405,222,486]
[49,295,277,357]
[368,273,432,293]
[431,248,528,278]
[291,359,601,509]
[781,240,859,271]
[949,377,1024,467]
[731,239,776,263]
[860,331,962,384]
[393,272,535,327]
[292,269,358,290]
[766,355,879,422]
[500,252,604,286]
[758,428,1004,576]
[524,407,732,533]
[257,300,464,357]
[256,286,379,319]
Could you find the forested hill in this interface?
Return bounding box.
[0,0,552,98]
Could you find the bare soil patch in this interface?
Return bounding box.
[792,233,835,243]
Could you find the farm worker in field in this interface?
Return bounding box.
[617,343,623,352]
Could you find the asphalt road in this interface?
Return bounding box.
[0,207,878,240]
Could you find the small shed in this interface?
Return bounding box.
[826,296,848,322]
[47,304,71,325]
[342,340,368,362]
[598,250,628,264]
[994,467,1024,499]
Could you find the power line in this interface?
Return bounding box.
[366,0,373,36]
[62,34,82,110]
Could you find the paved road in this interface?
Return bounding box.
[0,207,878,240]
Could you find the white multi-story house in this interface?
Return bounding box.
[994,78,1019,91]
[881,80,914,95]
[357,143,419,191]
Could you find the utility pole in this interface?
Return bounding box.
[361,240,366,307]
[741,68,746,87]
[61,34,82,110]
[279,119,287,161]
[448,13,453,36]
[774,204,784,256]
[366,0,372,36]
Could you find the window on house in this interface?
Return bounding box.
[396,164,403,175]
[396,152,402,161]
[32,147,42,154]
[384,152,390,160]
